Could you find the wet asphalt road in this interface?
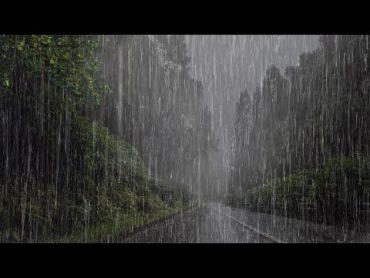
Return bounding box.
[101,202,370,243]
[114,203,274,243]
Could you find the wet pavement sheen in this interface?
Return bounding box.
[117,203,273,243]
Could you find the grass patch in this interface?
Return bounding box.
[52,201,197,243]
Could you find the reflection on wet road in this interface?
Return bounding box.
[118,203,274,243]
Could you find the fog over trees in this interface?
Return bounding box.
[186,35,319,198]
[1,35,370,242]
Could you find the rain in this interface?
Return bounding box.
[1,34,370,243]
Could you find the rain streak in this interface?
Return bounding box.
[1,35,370,243]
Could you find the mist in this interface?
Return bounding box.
[1,34,370,243]
[186,35,319,199]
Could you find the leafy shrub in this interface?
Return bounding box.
[234,156,370,228]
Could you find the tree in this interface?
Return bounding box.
[229,35,370,208]
[0,35,108,104]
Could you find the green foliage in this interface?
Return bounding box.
[0,113,187,242]
[100,35,216,197]
[230,35,370,198]
[0,35,191,242]
[236,156,370,227]
[0,35,109,104]
[148,177,192,208]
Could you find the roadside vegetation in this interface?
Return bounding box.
[228,36,370,231]
[0,35,193,242]
[226,156,370,230]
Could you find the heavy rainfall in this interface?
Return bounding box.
[1,35,370,243]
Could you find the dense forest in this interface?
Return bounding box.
[2,34,370,243]
[229,35,370,230]
[99,35,217,196]
[0,35,216,242]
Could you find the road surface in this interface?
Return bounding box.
[102,202,370,243]
[108,203,276,243]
